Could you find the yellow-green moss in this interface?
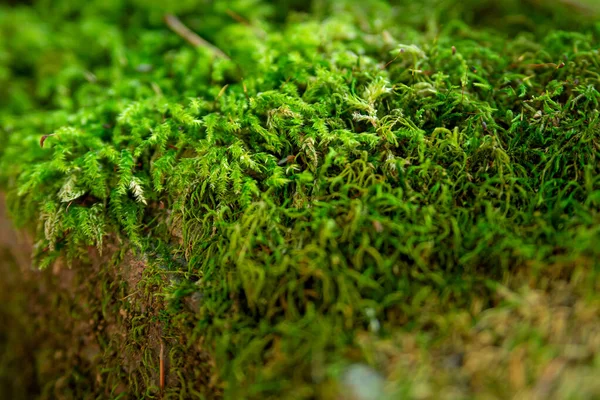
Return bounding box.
[1,0,599,399]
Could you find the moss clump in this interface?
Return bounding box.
[1,0,600,399]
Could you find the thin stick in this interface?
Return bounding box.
[159,341,165,391]
[559,0,595,13]
[225,9,267,38]
[164,14,230,60]
[383,55,399,69]
[119,289,140,301]
[225,9,250,25]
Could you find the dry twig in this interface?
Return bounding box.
[164,14,230,60]
[159,341,165,391]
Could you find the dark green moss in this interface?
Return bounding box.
[1,0,599,399]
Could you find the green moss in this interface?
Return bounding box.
[1,0,599,399]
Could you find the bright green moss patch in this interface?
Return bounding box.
[1,0,600,398]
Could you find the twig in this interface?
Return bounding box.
[119,289,140,301]
[558,0,596,13]
[225,9,250,25]
[164,14,230,60]
[382,55,399,69]
[225,9,267,39]
[160,341,165,392]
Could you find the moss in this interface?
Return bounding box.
[1,0,600,399]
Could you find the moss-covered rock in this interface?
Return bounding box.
[1,0,599,398]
